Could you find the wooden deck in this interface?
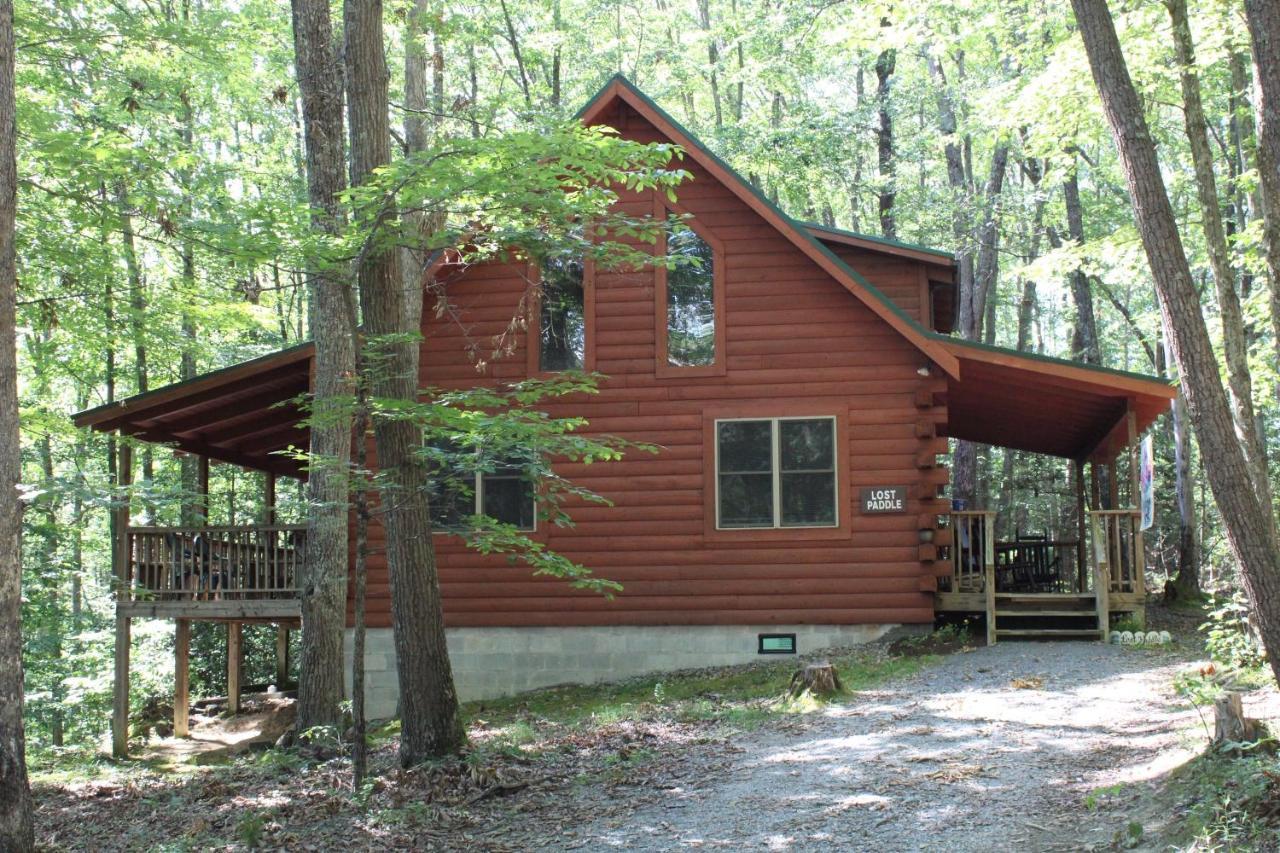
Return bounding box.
[934,509,1146,642]
[120,524,304,622]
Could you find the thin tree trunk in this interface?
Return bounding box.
[1169,0,1270,508]
[875,34,897,239]
[0,0,34,842]
[401,0,440,321]
[928,55,980,505]
[1072,0,1280,684]
[498,0,532,108]
[344,0,464,763]
[178,54,201,526]
[1063,167,1101,363]
[972,144,1009,341]
[1244,0,1280,382]
[696,0,722,128]
[351,398,370,786]
[291,0,357,733]
[1161,327,1200,597]
[115,182,154,516]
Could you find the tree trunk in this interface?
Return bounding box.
[874,34,896,239]
[696,0,722,129]
[972,144,1009,341]
[115,181,154,518]
[1162,330,1201,597]
[1244,0,1280,378]
[290,0,357,733]
[1169,0,1270,509]
[177,59,201,527]
[1071,0,1280,685]
[351,400,370,787]
[344,0,464,763]
[0,0,34,844]
[928,55,980,506]
[1063,168,1101,364]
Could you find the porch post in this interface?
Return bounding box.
[1127,409,1145,592]
[1074,458,1087,593]
[174,618,190,737]
[111,439,133,758]
[196,454,210,523]
[227,621,242,715]
[265,472,289,689]
[264,472,276,525]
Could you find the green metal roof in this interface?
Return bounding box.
[802,222,955,262]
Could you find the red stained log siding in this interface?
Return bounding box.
[350,101,948,629]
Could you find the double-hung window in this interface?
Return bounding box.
[427,443,537,532]
[715,417,838,529]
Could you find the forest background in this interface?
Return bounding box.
[11,0,1270,750]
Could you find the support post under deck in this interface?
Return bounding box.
[275,626,289,688]
[111,440,133,758]
[227,622,242,714]
[174,619,190,737]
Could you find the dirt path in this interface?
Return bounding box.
[529,643,1232,852]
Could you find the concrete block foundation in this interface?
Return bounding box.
[344,623,900,720]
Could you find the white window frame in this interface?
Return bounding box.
[713,416,839,530]
[430,458,538,534]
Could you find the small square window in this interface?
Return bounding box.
[758,633,797,655]
[425,441,536,532]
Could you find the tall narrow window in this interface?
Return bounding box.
[539,252,586,371]
[715,417,838,529]
[666,226,715,367]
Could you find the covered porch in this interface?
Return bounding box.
[923,338,1176,643]
[72,344,315,756]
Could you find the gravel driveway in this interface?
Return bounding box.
[557,642,1218,852]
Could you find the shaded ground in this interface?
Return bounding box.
[33,637,1277,851]
[560,642,1231,852]
[134,693,296,766]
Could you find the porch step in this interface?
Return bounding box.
[995,610,1096,618]
[995,592,1094,599]
[996,629,1102,638]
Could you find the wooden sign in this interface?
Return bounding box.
[861,486,906,513]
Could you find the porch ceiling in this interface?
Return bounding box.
[935,337,1176,461]
[72,344,314,477]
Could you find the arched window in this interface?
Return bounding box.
[537,251,587,371]
[665,227,716,367]
[656,206,724,377]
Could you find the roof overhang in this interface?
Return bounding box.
[72,343,314,477]
[935,337,1175,461]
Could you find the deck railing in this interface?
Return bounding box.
[123,525,306,602]
[941,512,1086,595]
[942,510,996,594]
[1088,509,1141,594]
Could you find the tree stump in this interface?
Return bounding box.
[788,662,844,698]
[1213,691,1260,748]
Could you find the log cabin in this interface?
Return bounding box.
[74,76,1176,755]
